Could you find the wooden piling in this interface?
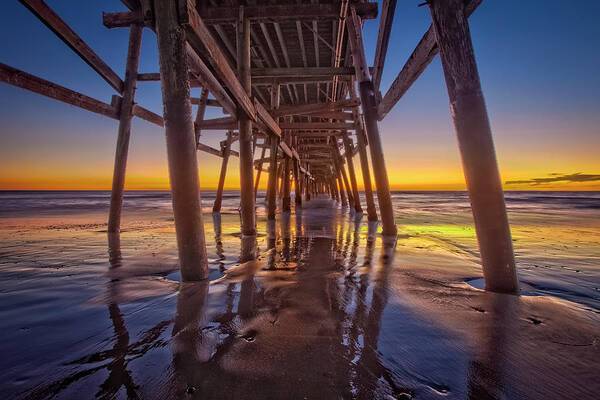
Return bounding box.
[213,131,232,213]
[237,7,256,236]
[154,0,208,280]
[293,160,303,207]
[429,0,518,293]
[342,133,363,213]
[282,138,292,212]
[107,24,142,233]
[348,8,397,236]
[351,84,378,221]
[254,145,266,199]
[339,159,354,207]
[267,84,280,220]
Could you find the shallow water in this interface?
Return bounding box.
[0,191,598,399]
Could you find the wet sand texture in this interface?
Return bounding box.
[0,193,598,399]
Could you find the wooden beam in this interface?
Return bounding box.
[103,11,142,29]
[132,104,164,126]
[281,122,355,130]
[272,98,359,117]
[254,98,282,137]
[195,3,378,23]
[252,67,354,78]
[191,97,222,108]
[137,72,161,81]
[377,0,481,120]
[0,62,117,118]
[196,116,236,130]
[181,0,256,121]
[20,0,124,93]
[185,44,238,117]
[371,0,397,90]
[252,75,352,86]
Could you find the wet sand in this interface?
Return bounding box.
[0,194,599,399]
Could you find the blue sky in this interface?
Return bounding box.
[1,0,599,189]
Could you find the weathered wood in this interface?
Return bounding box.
[272,99,359,117]
[108,24,142,234]
[293,158,303,207]
[254,99,282,137]
[429,0,517,293]
[193,87,209,142]
[351,85,377,221]
[0,62,117,118]
[132,104,164,126]
[154,0,208,280]
[342,134,363,213]
[20,0,124,93]
[252,67,354,79]
[237,7,256,237]
[137,72,161,81]
[196,116,237,130]
[348,7,397,236]
[195,3,378,23]
[267,85,280,220]
[254,146,267,199]
[182,0,256,121]
[281,122,355,130]
[191,97,221,108]
[282,138,292,212]
[377,0,481,120]
[213,132,232,213]
[252,75,352,86]
[371,0,397,90]
[103,11,142,29]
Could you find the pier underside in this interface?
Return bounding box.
[1,0,518,291]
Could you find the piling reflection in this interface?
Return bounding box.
[466,294,517,400]
[165,202,403,398]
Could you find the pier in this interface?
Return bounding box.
[1,0,518,293]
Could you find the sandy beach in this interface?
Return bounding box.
[0,191,598,399]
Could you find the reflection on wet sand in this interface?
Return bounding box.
[10,198,600,399]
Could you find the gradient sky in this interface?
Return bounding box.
[1,0,599,190]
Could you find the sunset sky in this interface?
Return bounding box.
[1,0,598,191]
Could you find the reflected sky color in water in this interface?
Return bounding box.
[0,192,598,399]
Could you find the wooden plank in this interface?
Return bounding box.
[103,11,142,28]
[0,62,117,118]
[291,131,343,137]
[20,0,124,93]
[252,75,351,86]
[185,43,238,117]
[137,72,161,81]
[132,104,164,126]
[377,0,482,120]
[196,3,378,23]
[196,117,237,130]
[197,142,223,157]
[182,0,256,121]
[281,122,355,130]
[272,99,359,117]
[252,67,354,78]
[254,98,282,137]
[279,141,293,158]
[191,97,221,107]
[371,0,397,90]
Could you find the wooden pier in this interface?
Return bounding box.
[1,0,518,293]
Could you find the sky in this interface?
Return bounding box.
[0,0,599,191]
